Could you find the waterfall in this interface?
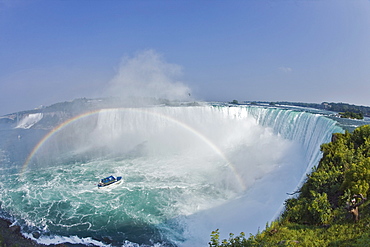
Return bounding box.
[214,105,343,181]
[0,103,345,247]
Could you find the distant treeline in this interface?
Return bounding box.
[271,102,370,118]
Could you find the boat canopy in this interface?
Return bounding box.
[101,175,116,184]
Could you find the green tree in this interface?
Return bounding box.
[341,158,370,197]
[211,125,370,246]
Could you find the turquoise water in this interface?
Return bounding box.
[2,152,237,246]
[0,105,346,246]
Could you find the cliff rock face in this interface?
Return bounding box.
[0,111,72,130]
[0,97,199,130]
[0,98,97,130]
[331,133,340,143]
[0,218,68,247]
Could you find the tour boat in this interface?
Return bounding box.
[98,175,122,189]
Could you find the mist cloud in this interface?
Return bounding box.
[105,50,191,101]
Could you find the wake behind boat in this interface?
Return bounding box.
[98,175,122,189]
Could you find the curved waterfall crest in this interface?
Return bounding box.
[210,105,343,171]
[87,104,343,193]
[89,104,343,193]
[0,103,345,247]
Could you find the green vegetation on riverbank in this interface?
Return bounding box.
[210,125,370,246]
[274,102,370,118]
[339,111,364,120]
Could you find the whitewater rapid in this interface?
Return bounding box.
[0,104,343,246]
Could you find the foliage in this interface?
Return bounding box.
[211,125,370,246]
[284,125,370,225]
[209,229,249,247]
[339,111,364,120]
[271,101,370,117]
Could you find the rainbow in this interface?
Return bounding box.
[21,108,246,190]
[21,109,102,176]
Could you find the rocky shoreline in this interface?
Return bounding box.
[0,217,69,246]
[0,217,96,247]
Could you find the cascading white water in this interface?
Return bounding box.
[0,104,343,247]
[226,106,343,180]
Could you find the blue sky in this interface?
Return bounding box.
[1,0,370,115]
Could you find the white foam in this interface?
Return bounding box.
[23,232,112,247]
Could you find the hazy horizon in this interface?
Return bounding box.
[1,0,370,115]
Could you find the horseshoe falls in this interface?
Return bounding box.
[0,103,344,247]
